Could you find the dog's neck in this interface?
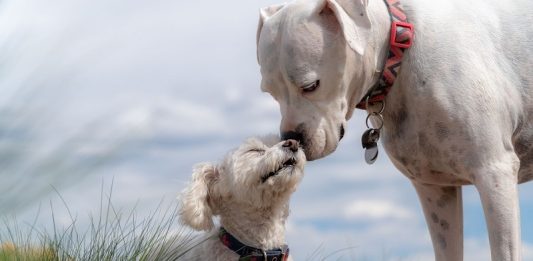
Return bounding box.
[217,200,290,250]
[367,0,393,71]
[364,0,416,123]
[347,0,393,115]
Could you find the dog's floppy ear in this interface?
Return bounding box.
[179,162,219,231]
[321,0,371,55]
[256,3,285,59]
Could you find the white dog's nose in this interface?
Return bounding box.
[283,139,299,152]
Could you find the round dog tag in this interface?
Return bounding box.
[365,144,379,164]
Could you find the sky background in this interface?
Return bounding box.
[1,0,532,260]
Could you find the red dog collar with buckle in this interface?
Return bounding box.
[356,0,414,110]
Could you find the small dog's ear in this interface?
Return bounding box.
[179,162,218,231]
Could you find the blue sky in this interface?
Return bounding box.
[1,0,532,260]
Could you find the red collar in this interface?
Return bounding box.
[356,0,414,110]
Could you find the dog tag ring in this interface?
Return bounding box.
[362,129,380,164]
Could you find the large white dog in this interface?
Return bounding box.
[256,0,533,260]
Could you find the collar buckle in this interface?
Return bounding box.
[390,21,414,49]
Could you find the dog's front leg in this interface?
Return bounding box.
[474,158,521,261]
[413,182,463,261]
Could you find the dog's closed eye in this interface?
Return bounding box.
[247,148,266,154]
[301,80,320,93]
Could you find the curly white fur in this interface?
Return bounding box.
[179,136,305,260]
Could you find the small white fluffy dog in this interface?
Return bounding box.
[179,136,305,261]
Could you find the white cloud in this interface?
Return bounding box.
[343,199,414,220]
[524,242,533,260]
[116,99,228,137]
[285,219,432,260]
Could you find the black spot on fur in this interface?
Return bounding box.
[399,157,408,165]
[388,106,408,138]
[441,187,456,196]
[430,170,443,175]
[431,212,438,223]
[436,188,455,208]
[440,220,450,230]
[418,132,441,158]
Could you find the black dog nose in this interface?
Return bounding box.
[283,139,299,152]
[281,131,303,144]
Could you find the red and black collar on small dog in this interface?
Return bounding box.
[356,0,414,110]
[219,227,290,261]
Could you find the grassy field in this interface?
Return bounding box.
[0,185,208,261]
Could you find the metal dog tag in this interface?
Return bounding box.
[362,129,380,148]
[362,129,380,164]
[364,144,379,164]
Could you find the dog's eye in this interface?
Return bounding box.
[248,148,265,154]
[301,80,320,93]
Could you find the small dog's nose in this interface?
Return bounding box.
[283,139,299,152]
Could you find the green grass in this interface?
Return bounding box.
[0,184,208,261]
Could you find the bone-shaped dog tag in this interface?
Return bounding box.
[362,129,380,164]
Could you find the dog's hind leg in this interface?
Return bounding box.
[473,154,521,261]
[413,182,463,261]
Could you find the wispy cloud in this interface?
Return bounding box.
[343,199,414,220]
